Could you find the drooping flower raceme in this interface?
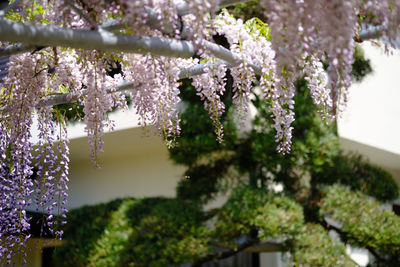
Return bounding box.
[79,52,115,167]
[34,106,70,240]
[302,55,333,121]
[122,53,196,145]
[0,52,46,262]
[186,0,220,47]
[214,13,256,115]
[192,61,227,142]
[213,11,293,152]
[258,0,400,115]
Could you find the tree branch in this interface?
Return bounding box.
[140,5,263,75]
[0,43,36,57]
[0,19,126,57]
[0,19,261,75]
[1,13,262,109]
[35,82,138,108]
[35,60,230,108]
[0,19,196,58]
[1,10,379,110]
[320,216,386,263]
[190,234,259,267]
[63,0,97,29]
[359,26,384,42]
[0,0,254,56]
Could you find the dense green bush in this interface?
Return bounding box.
[214,185,304,244]
[291,224,357,267]
[54,186,360,266]
[54,198,211,266]
[320,185,400,257]
[314,154,399,202]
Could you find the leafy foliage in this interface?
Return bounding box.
[176,157,233,204]
[314,154,399,202]
[169,76,238,166]
[320,186,400,257]
[53,199,123,266]
[291,224,357,267]
[352,45,373,82]
[54,184,370,266]
[227,0,262,21]
[53,197,211,266]
[214,185,304,244]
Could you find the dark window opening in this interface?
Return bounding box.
[393,203,400,216]
[42,247,56,267]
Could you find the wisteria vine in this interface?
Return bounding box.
[1,0,400,261]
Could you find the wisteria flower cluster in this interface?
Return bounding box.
[0,50,70,262]
[192,61,227,142]
[1,0,400,261]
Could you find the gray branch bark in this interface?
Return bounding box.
[0,9,261,109]
[0,0,253,56]
[36,82,138,108]
[359,26,384,41]
[0,43,36,57]
[0,19,196,58]
[0,19,259,72]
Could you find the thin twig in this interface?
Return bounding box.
[63,0,97,29]
[36,82,138,108]
[0,43,36,57]
[35,60,229,108]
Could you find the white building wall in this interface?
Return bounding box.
[66,126,185,209]
[338,42,400,156]
[260,252,282,267]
